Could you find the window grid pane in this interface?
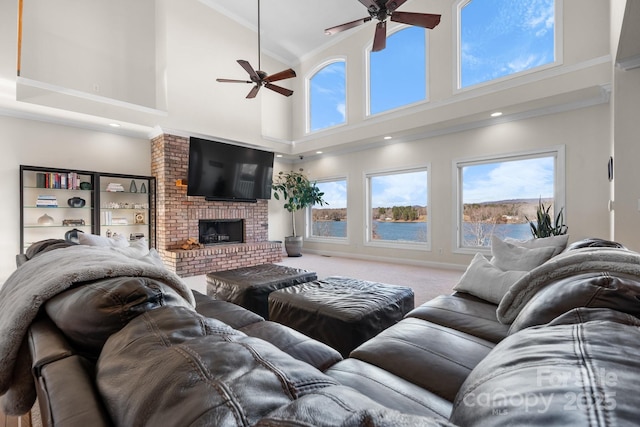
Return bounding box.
[311,179,347,238]
[370,27,426,115]
[460,155,556,247]
[310,61,346,132]
[368,170,428,244]
[460,0,555,88]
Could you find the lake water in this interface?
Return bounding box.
[312,221,532,244]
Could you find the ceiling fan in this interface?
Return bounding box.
[325,0,441,52]
[216,0,296,98]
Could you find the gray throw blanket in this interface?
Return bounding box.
[0,245,195,415]
[497,247,640,324]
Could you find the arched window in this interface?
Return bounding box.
[369,26,427,115]
[308,60,346,132]
[459,0,557,88]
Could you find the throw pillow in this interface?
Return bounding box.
[504,234,569,257]
[112,238,150,258]
[78,232,129,248]
[490,235,556,271]
[453,253,528,304]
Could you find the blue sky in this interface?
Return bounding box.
[461,0,555,87]
[312,1,556,207]
[463,157,555,203]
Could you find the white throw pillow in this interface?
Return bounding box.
[78,233,129,248]
[504,234,569,257]
[112,238,150,258]
[454,253,528,304]
[490,235,556,271]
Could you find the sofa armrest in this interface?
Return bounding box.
[28,316,112,427]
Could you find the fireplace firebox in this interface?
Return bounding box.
[199,219,244,245]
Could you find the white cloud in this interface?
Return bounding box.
[463,158,554,203]
[372,172,427,207]
[336,102,345,120]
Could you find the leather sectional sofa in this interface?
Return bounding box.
[2,237,640,426]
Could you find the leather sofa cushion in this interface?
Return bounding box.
[255,385,452,427]
[450,311,640,426]
[239,321,343,371]
[96,305,341,426]
[45,276,192,355]
[192,289,264,328]
[407,294,509,343]
[508,272,640,334]
[350,317,495,402]
[326,358,452,420]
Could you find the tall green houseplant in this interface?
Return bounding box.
[526,198,568,238]
[272,170,327,256]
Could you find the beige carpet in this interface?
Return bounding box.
[277,253,463,306]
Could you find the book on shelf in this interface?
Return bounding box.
[36,195,58,207]
[35,172,83,189]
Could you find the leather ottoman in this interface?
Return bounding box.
[268,276,415,356]
[206,264,317,319]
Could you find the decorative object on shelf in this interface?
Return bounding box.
[130,233,145,240]
[140,182,147,193]
[134,212,145,224]
[36,195,58,207]
[111,217,128,225]
[62,219,86,226]
[37,213,54,225]
[129,180,138,193]
[106,229,112,238]
[67,197,86,208]
[106,183,125,192]
[64,228,84,243]
[80,181,92,190]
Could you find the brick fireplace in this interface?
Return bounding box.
[151,133,282,277]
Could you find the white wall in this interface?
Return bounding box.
[0,116,151,282]
[298,103,611,267]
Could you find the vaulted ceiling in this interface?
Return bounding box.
[199,0,443,65]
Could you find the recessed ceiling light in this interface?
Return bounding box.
[276,154,283,158]
[383,136,392,140]
[108,123,121,127]
[316,151,323,154]
[490,112,503,117]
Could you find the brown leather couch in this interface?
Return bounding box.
[22,239,640,426]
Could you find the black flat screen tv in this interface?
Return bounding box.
[187,137,274,202]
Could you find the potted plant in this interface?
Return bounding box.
[526,198,568,238]
[272,170,327,256]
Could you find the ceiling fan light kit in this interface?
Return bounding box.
[325,0,441,52]
[216,0,296,98]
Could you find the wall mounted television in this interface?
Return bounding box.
[187,137,274,202]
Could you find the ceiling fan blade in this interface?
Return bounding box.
[264,83,294,97]
[237,59,261,82]
[372,21,387,52]
[385,0,407,12]
[264,68,296,83]
[359,0,381,12]
[390,12,441,29]
[325,16,372,35]
[216,78,252,84]
[246,84,261,99]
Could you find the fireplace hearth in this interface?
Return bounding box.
[199,219,244,245]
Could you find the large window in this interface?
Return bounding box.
[369,26,427,115]
[459,0,556,88]
[308,178,348,240]
[456,147,564,250]
[366,168,430,248]
[309,60,346,132]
